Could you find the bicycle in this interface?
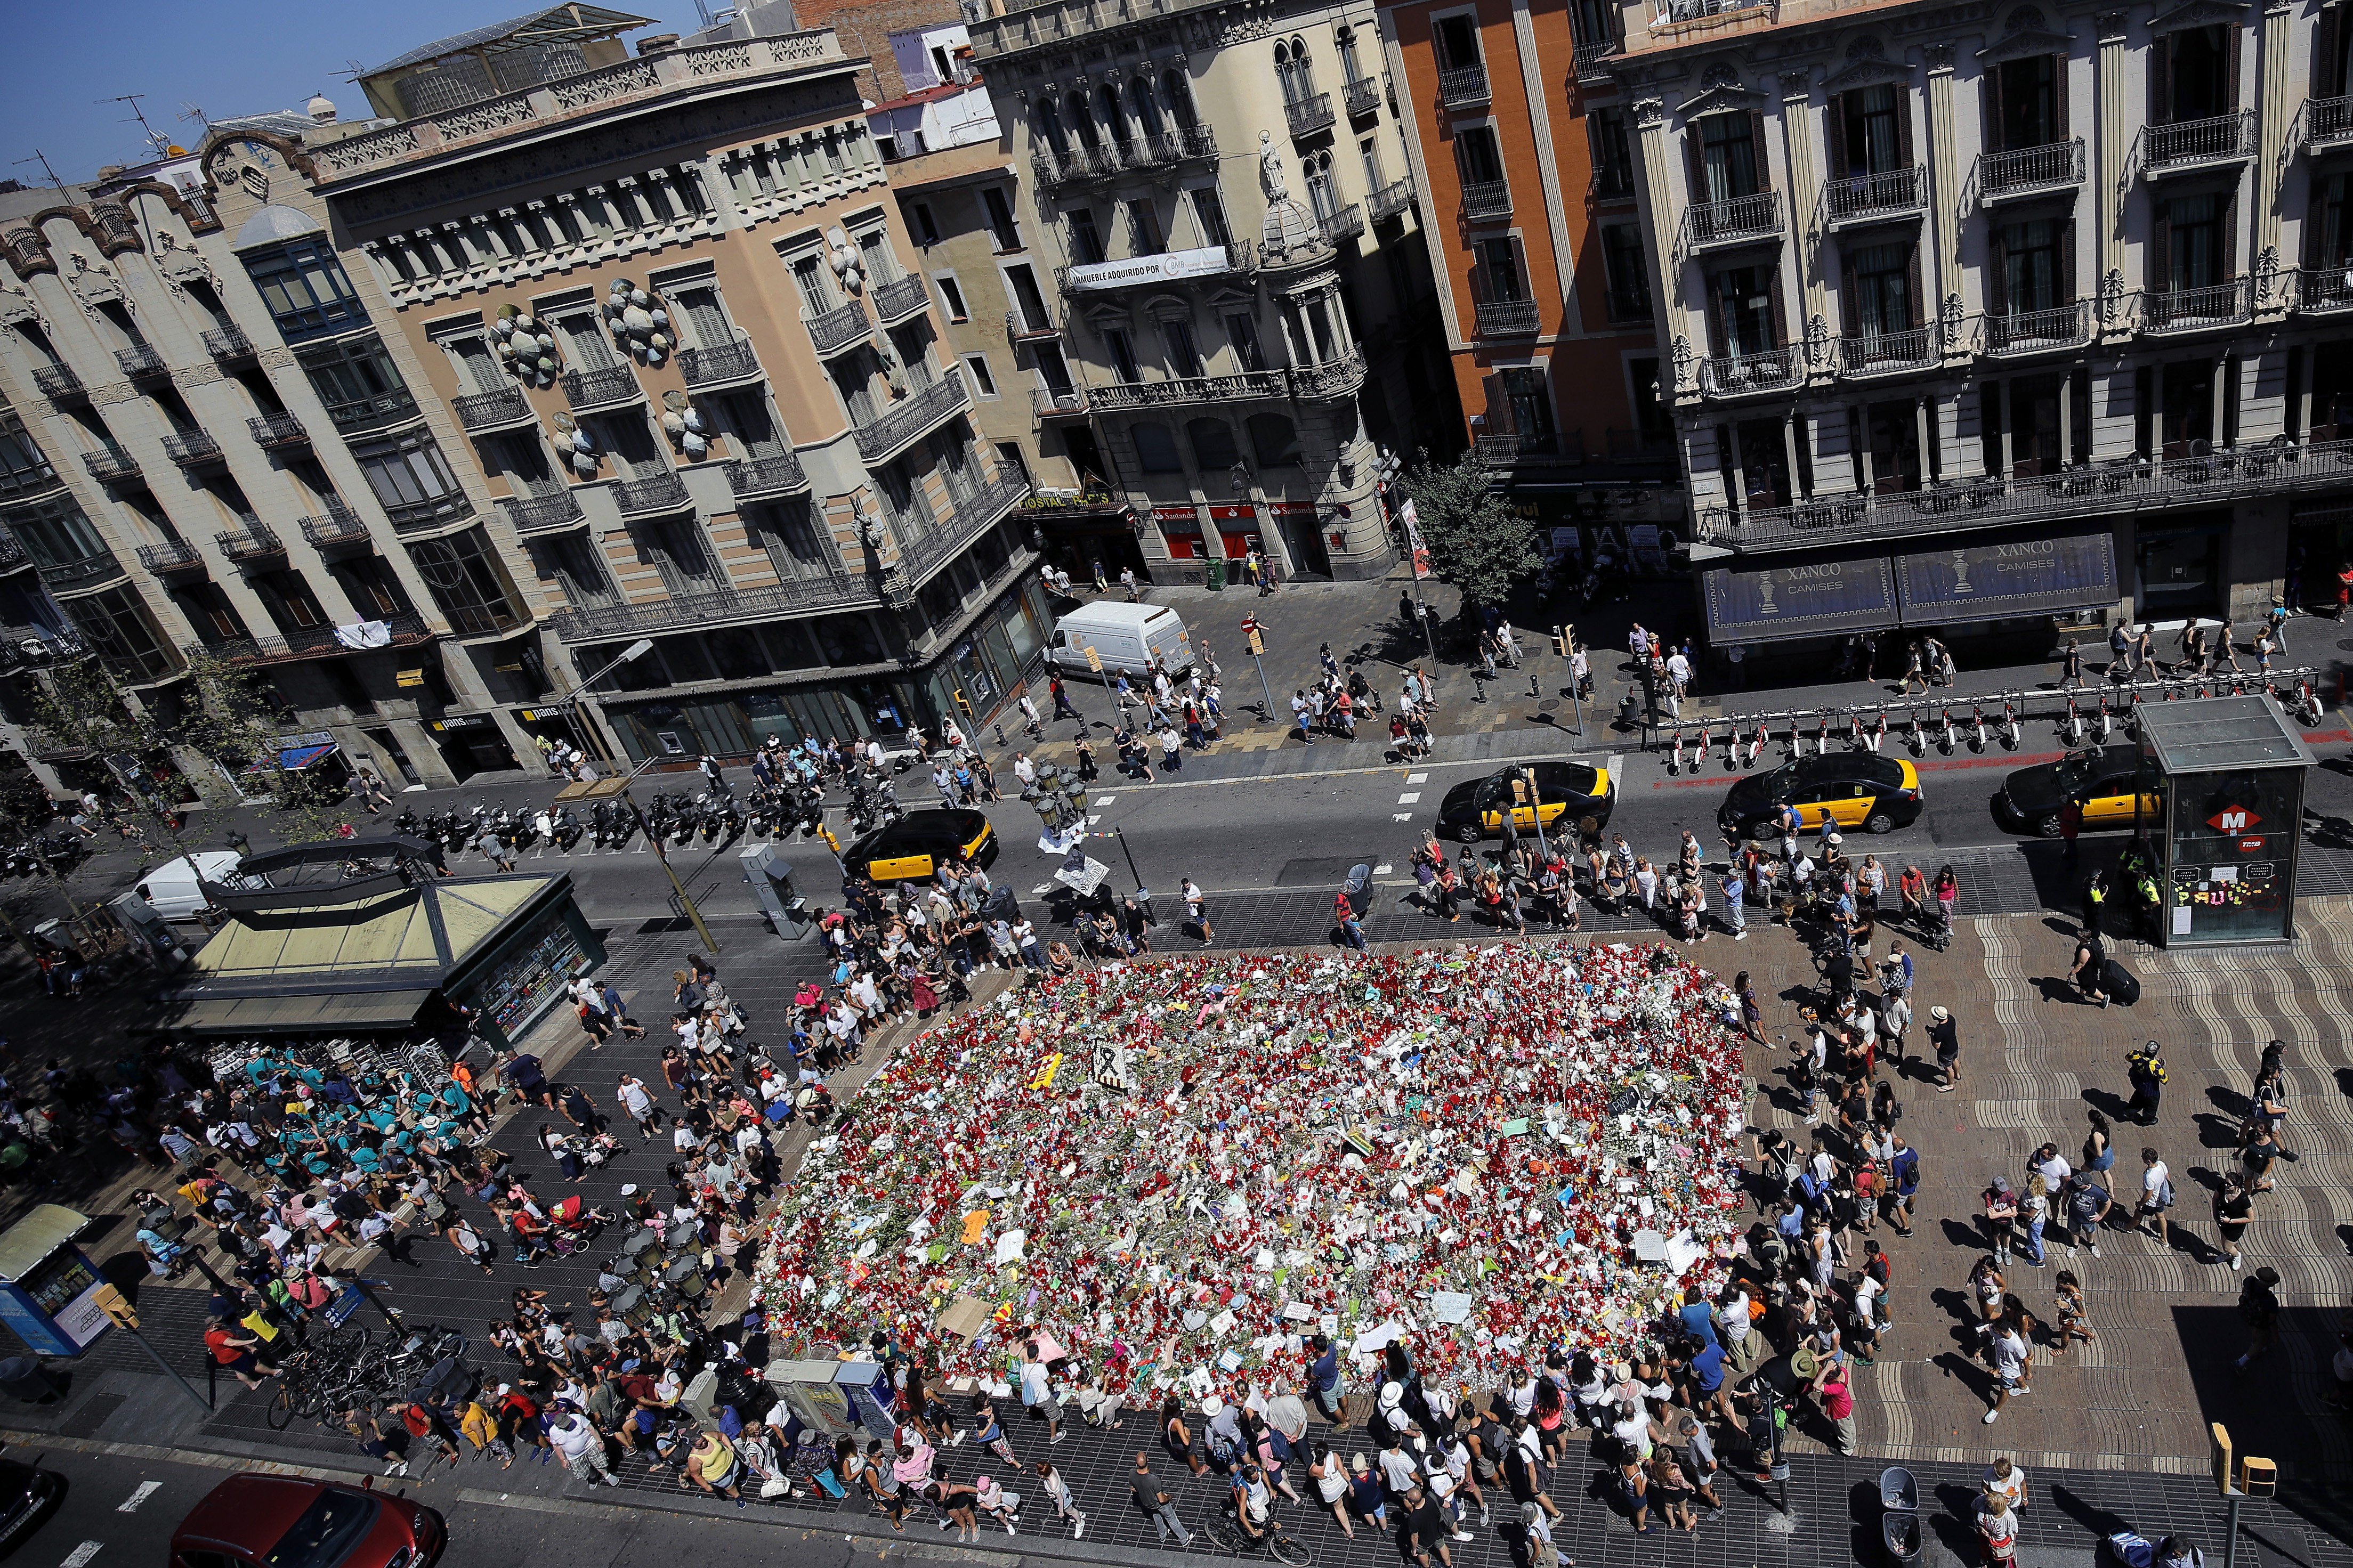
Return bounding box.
[1195,1507,1312,1565]
[264,1322,370,1431]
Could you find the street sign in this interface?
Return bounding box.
[1400,498,1432,581]
[1084,643,1104,673]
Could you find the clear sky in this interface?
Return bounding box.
[0,0,703,185]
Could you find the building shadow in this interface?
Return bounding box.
[2167,1303,2353,1554]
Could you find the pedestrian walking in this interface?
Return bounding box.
[1982,1311,2033,1424]
[1929,1005,1960,1092]
[2136,1147,2174,1244]
[2213,1174,2253,1270]
[1180,877,1214,943]
[2126,1041,2168,1125]
[2235,1266,2283,1367]
[1131,1453,1192,1545]
[1336,892,1368,952]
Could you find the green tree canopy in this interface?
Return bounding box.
[1401,449,1541,614]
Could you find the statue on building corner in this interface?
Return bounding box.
[1258,130,1288,200]
[1804,314,1829,368]
[1671,335,1695,393]
[2098,267,2124,325]
[2255,244,2281,303]
[1939,292,1964,348]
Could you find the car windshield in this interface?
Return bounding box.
[1759,765,1799,797]
[263,1492,381,1568]
[2051,752,2118,792]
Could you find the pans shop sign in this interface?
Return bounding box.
[1703,557,1897,641]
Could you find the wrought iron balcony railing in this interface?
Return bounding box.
[547,576,879,644]
[1824,165,1926,227]
[2304,95,2353,153]
[2139,277,2253,334]
[805,299,872,356]
[678,337,763,387]
[216,525,285,563]
[1979,301,2093,357]
[1032,386,1090,419]
[2142,110,2257,175]
[1476,299,1541,336]
[300,501,374,550]
[871,273,930,324]
[723,452,812,499]
[610,472,692,516]
[31,364,83,401]
[1368,177,1417,222]
[136,539,205,575]
[1976,139,2085,202]
[1284,93,1335,138]
[1437,64,1490,106]
[202,326,255,362]
[198,610,434,667]
[247,410,308,448]
[454,386,534,429]
[1461,180,1512,217]
[1574,39,1622,81]
[560,364,643,409]
[1695,345,1803,398]
[116,345,168,380]
[161,430,225,467]
[1343,77,1381,117]
[1834,326,1939,378]
[852,375,971,462]
[1684,190,1783,250]
[80,444,140,483]
[502,492,589,534]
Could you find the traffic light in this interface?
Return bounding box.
[94,1282,138,1329]
[1551,625,1568,658]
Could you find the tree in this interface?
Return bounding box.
[1400,449,1542,615]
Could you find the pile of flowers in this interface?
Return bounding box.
[753,943,1746,1403]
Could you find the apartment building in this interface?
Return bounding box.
[300,5,1042,761]
[1610,0,2353,654]
[0,391,102,793]
[872,21,1104,571]
[0,118,539,793]
[1379,0,1679,560]
[964,0,1453,583]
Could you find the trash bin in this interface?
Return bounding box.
[0,1356,61,1404]
[1206,557,1226,591]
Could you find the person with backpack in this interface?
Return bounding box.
[2126,1042,2167,1126]
[2136,1148,2175,1245]
[1887,1134,1920,1236]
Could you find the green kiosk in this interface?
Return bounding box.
[2136,696,2316,947]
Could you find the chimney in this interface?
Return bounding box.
[638,33,681,54]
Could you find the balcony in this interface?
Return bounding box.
[1834,326,1940,379]
[805,299,872,356]
[1977,139,2085,204]
[1660,0,1774,21]
[1461,180,1513,219]
[1979,301,2093,358]
[1284,92,1335,139]
[678,338,764,388]
[116,345,169,381]
[1090,368,1289,410]
[2140,277,2253,335]
[35,551,126,592]
[503,491,590,535]
[1056,239,1254,296]
[198,610,434,667]
[454,385,535,430]
[548,573,878,644]
[0,536,28,572]
[1032,386,1090,420]
[1031,144,1123,192]
[2142,110,2257,177]
[161,430,226,468]
[215,525,286,564]
[80,444,141,484]
[31,364,84,402]
[1437,64,1490,107]
[1697,434,2353,554]
[1476,430,1586,466]
[1320,204,1365,246]
[560,364,643,410]
[2297,266,2353,314]
[1696,345,1803,399]
[610,472,692,517]
[723,452,812,500]
[852,374,971,462]
[300,502,375,552]
[247,410,308,449]
[900,474,1031,582]
[136,539,206,576]
[1368,177,1417,222]
[1824,165,1926,229]
[203,326,256,362]
[1684,190,1783,251]
[1006,310,1061,342]
[1290,347,1368,400]
[1343,77,1381,118]
[325,388,420,431]
[1574,39,1622,82]
[2304,95,2353,155]
[1476,298,1541,336]
[872,273,930,324]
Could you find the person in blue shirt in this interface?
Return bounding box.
[1306,1334,1343,1420]
[1676,1285,1718,1348]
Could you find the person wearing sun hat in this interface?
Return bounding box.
[1929,1005,1960,1092]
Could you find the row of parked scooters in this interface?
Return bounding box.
[384,773,906,862]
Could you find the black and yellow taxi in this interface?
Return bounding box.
[1434,760,1615,843]
[1995,744,2158,837]
[843,808,997,883]
[1718,753,1924,838]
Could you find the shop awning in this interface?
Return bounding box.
[1894,533,2117,620]
[1702,556,1899,645]
[158,989,439,1036]
[278,743,338,771]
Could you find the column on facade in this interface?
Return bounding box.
[1778,72,1829,375]
[578,186,617,241]
[1631,99,1693,395]
[2257,0,2292,306]
[1784,415,1806,502]
[1809,405,1858,495]
[1923,45,1963,355]
[2096,12,2129,333]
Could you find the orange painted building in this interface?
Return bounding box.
[1378,0,1677,535]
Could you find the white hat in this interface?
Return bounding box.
[621,1183,640,1196]
[1929,1005,1950,1021]
[1379,1381,1403,1408]
[1200,1396,1225,1417]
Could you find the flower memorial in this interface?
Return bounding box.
[754,941,1746,1403]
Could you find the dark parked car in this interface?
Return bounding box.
[1995,745,2157,836]
[1434,761,1615,843]
[843,807,997,883]
[171,1474,443,1568]
[1718,753,1923,839]
[0,1455,63,1555]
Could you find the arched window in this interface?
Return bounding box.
[1302,150,1335,220]
[1248,413,1302,467]
[1276,36,1314,103]
[1187,418,1241,471]
[1034,98,1068,154]
[1065,91,1098,147]
[1128,76,1164,136]
[1133,421,1184,472]
[1161,69,1198,128]
[1096,83,1131,150]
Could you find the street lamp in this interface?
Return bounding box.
[553,639,722,955]
[1379,447,1438,669]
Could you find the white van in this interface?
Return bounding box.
[135,850,242,921]
[1044,603,1194,681]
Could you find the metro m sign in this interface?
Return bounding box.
[2208,805,2262,834]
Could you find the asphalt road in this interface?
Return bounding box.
[0,1442,879,1568]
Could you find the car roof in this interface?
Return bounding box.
[174,1473,326,1552]
[850,809,984,856]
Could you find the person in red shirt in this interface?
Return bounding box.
[203,1318,271,1388]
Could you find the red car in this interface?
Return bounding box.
[170,1474,444,1568]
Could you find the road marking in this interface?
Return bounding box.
[1373,863,1393,874]
[1088,815,1103,825]
[1393,812,1413,822]
[1032,884,1050,895]
[1397,792,1421,805]
[1606,754,1624,782]
[117,1482,159,1513]
[1406,773,1429,784]
[1094,793,1118,804]
[62,1545,102,1567]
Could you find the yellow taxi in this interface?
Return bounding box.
[1719,753,1925,836]
[844,808,997,882]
